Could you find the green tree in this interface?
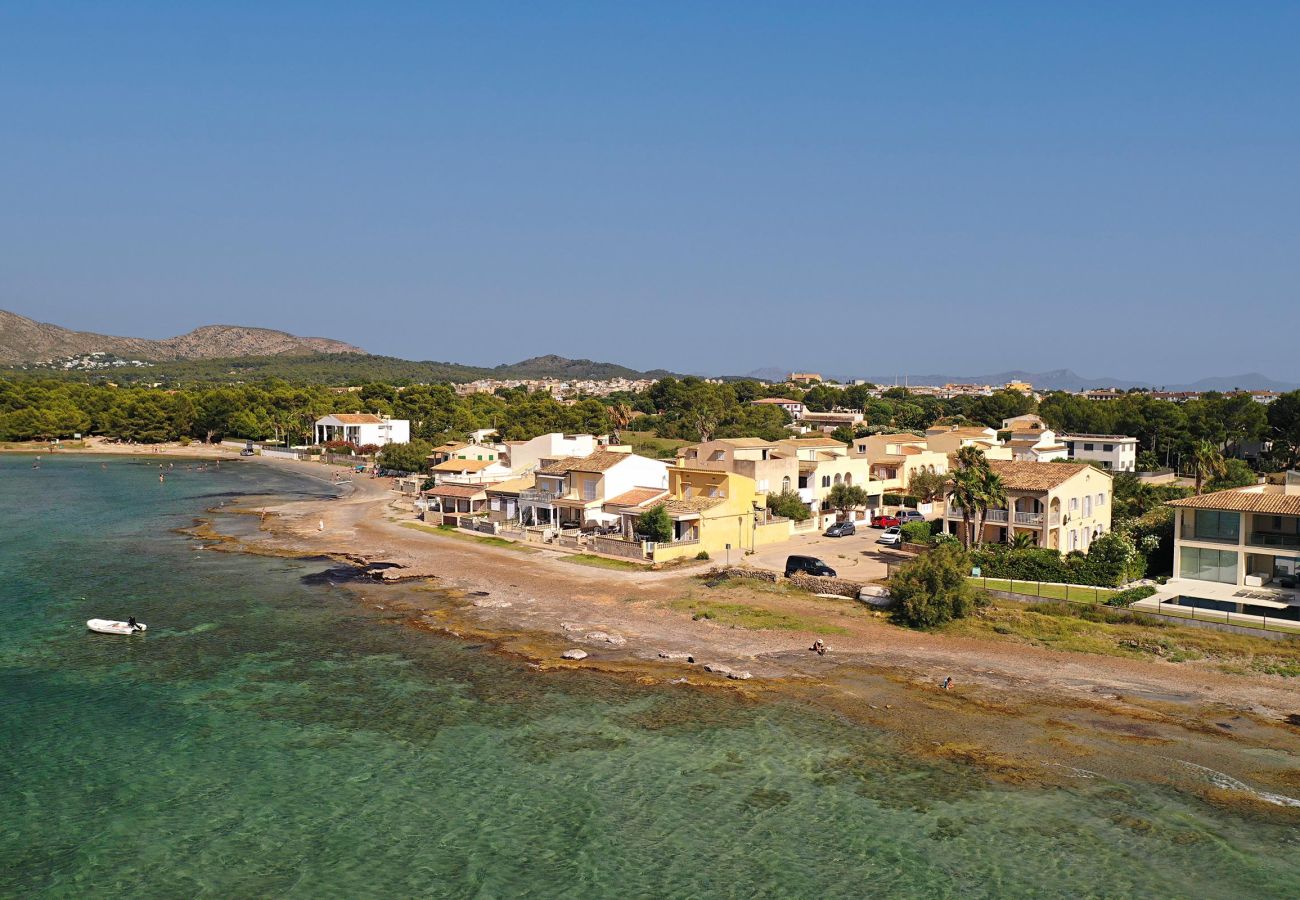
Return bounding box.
[635,504,673,542]
[376,439,434,473]
[1190,440,1226,495]
[766,488,812,522]
[907,468,948,504]
[1266,390,1300,471]
[826,482,869,519]
[1207,458,1257,491]
[889,543,982,628]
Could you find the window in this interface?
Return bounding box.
[1070,530,1078,551]
[822,475,831,488]
[1070,497,1079,513]
[1084,443,1094,452]
[1192,510,1240,542]
[1083,496,1092,517]
[1097,493,1105,506]
[582,478,597,501]
[1103,444,1113,452]
[782,476,791,492]
[1179,546,1238,584]
[833,474,842,485]
[757,479,769,492]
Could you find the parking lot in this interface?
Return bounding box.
[744,523,898,582]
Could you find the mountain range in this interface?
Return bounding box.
[744,366,1300,393]
[0,309,363,364]
[4,309,1295,391]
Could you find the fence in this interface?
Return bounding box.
[967,576,1116,604]
[1147,597,1300,635]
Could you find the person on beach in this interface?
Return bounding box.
[810,639,827,656]
[942,676,953,690]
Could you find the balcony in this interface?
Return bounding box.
[945,507,1058,528]
[520,489,558,503]
[1248,532,1300,550]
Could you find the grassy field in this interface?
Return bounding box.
[668,598,850,635]
[945,599,1300,676]
[399,521,537,552]
[560,553,650,571]
[971,577,1116,604]
[619,430,692,460]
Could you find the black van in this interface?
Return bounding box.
[785,555,837,578]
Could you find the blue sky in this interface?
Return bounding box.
[2,2,1297,381]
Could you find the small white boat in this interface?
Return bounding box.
[87,619,147,635]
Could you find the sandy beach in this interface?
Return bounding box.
[172,451,1300,810]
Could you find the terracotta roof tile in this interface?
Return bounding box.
[430,458,497,472]
[1168,489,1300,516]
[424,484,487,499]
[985,460,1102,492]
[324,413,385,425]
[604,487,669,508]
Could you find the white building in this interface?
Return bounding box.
[314,414,410,447]
[502,433,599,474]
[1061,434,1138,472]
[751,398,807,419]
[520,449,669,528]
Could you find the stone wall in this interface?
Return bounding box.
[785,573,865,598]
[703,566,779,583]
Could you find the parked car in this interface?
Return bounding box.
[870,513,900,528]
[895,509,926,524]
[239,448,255,457]
[876,526,902,546]
[823,521,856,538]
[785,555,837,578]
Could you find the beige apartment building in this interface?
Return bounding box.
[944,460,1112,551]
[776,436,883,526]
[675,438,798,498]
[848,433,949,494]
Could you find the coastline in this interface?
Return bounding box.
[183,451,1300,814]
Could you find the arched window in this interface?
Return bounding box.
[834,473,842,485]
[782,476,791,493]
[844,473,853,486]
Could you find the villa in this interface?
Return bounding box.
[519,449,668,529]
[1149,472,1300,623]
[944,460,1112,550]
[1061,434,1138,472]
[314,413,409,447]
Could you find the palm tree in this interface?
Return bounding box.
[973,471,1007,545]
[949,446,995,548]
[1009,531,1037,550]
[609,402,634,437]
[1191,440,1226,495]
[948,467,982,549]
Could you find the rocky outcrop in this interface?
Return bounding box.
[0,309,362,364]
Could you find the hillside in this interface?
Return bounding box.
[0,309,363,364]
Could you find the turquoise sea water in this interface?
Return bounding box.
[2,455,1298,898]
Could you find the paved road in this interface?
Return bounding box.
[745,524,897,582]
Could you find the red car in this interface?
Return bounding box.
[871,513,901,528]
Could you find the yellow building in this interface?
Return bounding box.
[776,436,884,526]
[607,467,793,563]
[849,433,950,496]
[943,460,1112,551]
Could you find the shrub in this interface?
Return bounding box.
[376,438,435,474]
[900,521,933,545]
[1105,585,1158,608]
[766,488,811,522]
[636,504,673,543]
[695,550,710,561]
[178,436,192,446]
[883,493,906,506]
[889,544,984,628]
[971,531,1144,588]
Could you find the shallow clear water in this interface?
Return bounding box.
[2,456,1297,897]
